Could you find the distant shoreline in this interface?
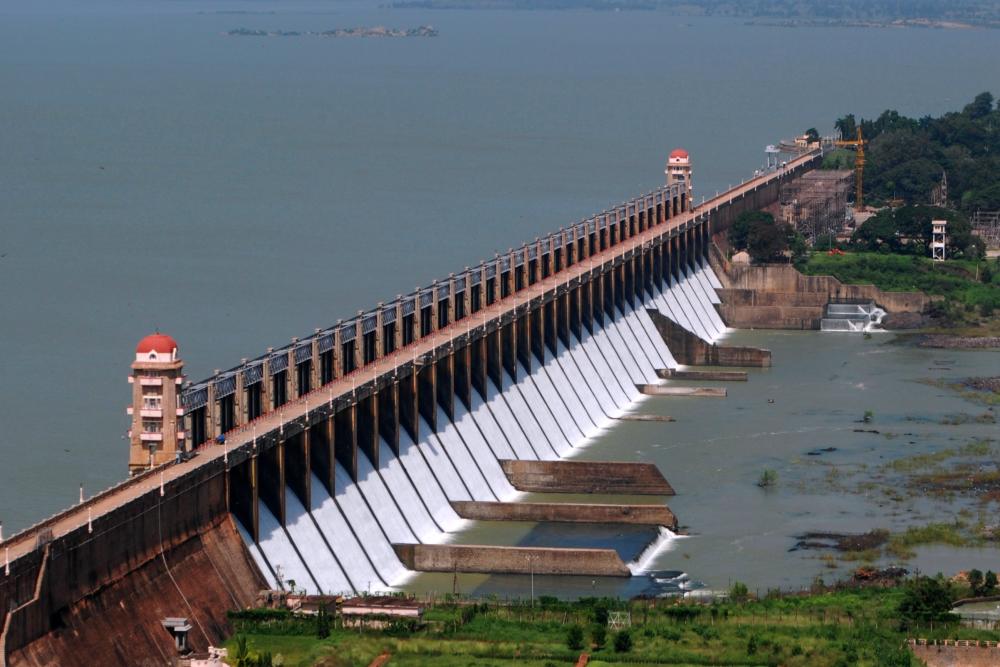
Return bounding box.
[226,26,439,38]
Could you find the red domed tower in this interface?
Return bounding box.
[665,148,693,202]
[127,332,185,475]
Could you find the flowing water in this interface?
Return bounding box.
[2,0,1000,596]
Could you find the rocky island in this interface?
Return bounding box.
[226,25,438,38]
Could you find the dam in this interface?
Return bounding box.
[0,148,821,665]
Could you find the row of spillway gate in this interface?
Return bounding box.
[235,259,729,596]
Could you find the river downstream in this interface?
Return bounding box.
[406,329,999,597]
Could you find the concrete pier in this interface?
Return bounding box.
[451,501,676,528]
[656,369,747,381]
[647,309,772,367]
[500,460,674,495]
[637,385,726,397]
[392,544,631,577]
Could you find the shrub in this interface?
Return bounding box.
[591,625,607,650]
[613,629,633,653]
[566,625,584,651]
[729,581,750,603]
[757,469,778,488]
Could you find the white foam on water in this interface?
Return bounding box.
[334,462,409,586]
[310,472,385,591]
[396,430,464,531]
[628,527,680,575]
[502,372,560,460]
[236,519,279,590]
[484,378,538,460]
[376,440,444,543]
[433,405,495,501]
[283,488,353,595]
[451,397,517,499]
[257,503,318,594]
[356,449,420,544]
[415,417,473,501]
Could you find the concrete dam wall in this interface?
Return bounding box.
[238,258,730,595]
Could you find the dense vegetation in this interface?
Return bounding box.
[799,253,1000,318]
[224,578,1000,666]
[833,92,1000,212]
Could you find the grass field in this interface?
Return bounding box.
[223,584,1000,666]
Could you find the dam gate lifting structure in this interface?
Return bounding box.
[0,149,822,666]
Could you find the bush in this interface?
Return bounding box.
[757,469,778,488]
[591,625,607,650]
[729,581,750,603]
[897,576,958,629]
[613,629,633,653]
[566,625,584,651]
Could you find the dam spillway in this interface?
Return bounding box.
[0,150,819,666]
[240,271,724,595]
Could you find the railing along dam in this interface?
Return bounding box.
[0,151,821,665]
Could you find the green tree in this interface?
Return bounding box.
[613,629,633,653]
[729,581,750,603]
[985,571,998,595]
[728,210,773,251]
[897,576,957,629]
[804,127,820,143]
[964,91,995,119]
[316,603,331,639]
[566,625,584,651]
[968,569,984,596]
[747,219,793,263]
[835,113,857,141]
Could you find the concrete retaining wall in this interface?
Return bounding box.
[1,460,264,667]
[393,544,631,577]
[500,460,674,495]
[910,641,1000,667]
[646,309,772,367]
[721,264,933,314]
[451,501,676,528]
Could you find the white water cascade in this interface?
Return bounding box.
[236,263,731,594]
[821,302,887,332]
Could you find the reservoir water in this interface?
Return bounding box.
[1,0,999,591]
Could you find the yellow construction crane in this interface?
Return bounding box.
[834,127,866,211]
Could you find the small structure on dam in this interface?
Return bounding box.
[0,146,820,666]
[127,333,187,475]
